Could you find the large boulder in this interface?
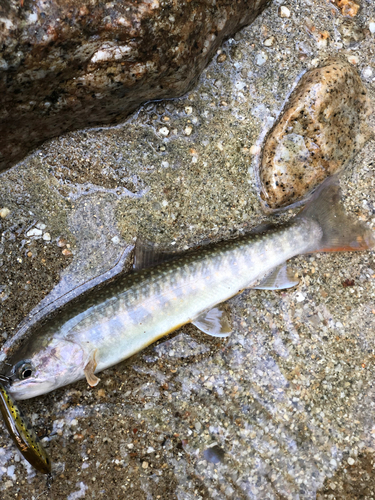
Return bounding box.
[0,0,270,172]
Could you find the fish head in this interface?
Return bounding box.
[4,337,85,400]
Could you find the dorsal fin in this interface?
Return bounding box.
[133,238,180,271]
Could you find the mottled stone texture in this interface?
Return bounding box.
[0,0,269,172]
[259,57,372,209]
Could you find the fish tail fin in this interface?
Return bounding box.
[296,177,375,253]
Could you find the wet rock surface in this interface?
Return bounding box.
[0,0,269,172]
[259,57,372,210]
[0,0,375,498]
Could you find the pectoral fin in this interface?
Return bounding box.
[252,264,299,290]
[192,305,232,337]
[84,349,100,387]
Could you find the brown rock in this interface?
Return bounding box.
[0,0,270,172]
[332,0,360,17]
[259,57,372,210]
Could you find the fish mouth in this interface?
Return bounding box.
[7,378,55,401]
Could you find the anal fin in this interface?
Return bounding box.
[84,349,100,387]
[192,304,232,338]
[252,263,299,290]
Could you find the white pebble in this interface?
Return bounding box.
[264,37,275,47]
[256,52,268,66]
[347,55,359,65]
[158,127,169,137]
[184,126,193,136]
[111,236,120,244]
[161,161,169,168]
[43,232,51,241]
[348,457,355,465]
[250,145,261,155]
[184,106,193,115]
[295,292,305,302]
[279,6,291,18]
[26,228,43,237]
[162,200,168,207]
[146,447,155,454]
[36,222,46,230]
[369,22,375,34]
[0,207,10,219]
[363,67,373,78]
[142,461,149,469]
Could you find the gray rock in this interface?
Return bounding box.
[0,0,270,172]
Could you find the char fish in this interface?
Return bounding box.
[3,179,374,400]
[0,380,51,473]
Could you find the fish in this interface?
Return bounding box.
[3,178,374,400]
[0,378,51,474]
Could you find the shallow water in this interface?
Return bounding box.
[0,0,375,497]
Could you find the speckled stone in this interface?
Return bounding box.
[0,0,270,172]
[259,57,372,209]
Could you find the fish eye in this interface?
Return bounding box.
[15,361,33,380]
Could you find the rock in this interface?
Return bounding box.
[338,18,364,47]
[279,6,291,18]
[332,0,360,17]
[0,207,10,218]
[0,0,270,172]
[26,227,43,237]
[259,57,372,209]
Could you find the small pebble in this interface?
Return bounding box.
[142,461,149,469]
[362,67,373,78]
[62,248,72,256]
[184,126,193,136]
[255,52,268,66]
[184,106,193,115]
[26,228,43,237]
[347,54,359,65]
[348,457,355,465]
[111,235,120,244]
[43,232,51,241]
[264,37,275,47]
[0,207,10,218]
[295,292,305,302]
[279,6,291,18]
[370,22,375,34]
[250,145,261,155]
[57,238,67,247]
[217,53,227,63]
[158,127,169,137]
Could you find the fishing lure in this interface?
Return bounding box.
[0,376,51,474]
